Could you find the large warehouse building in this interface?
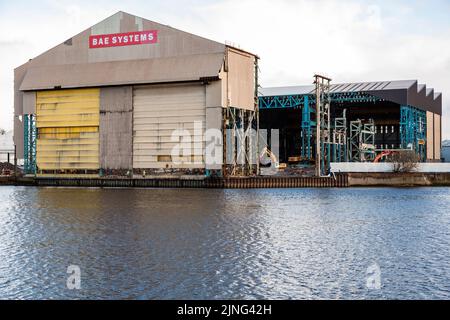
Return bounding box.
[259,80,442,169]
[14,11,258,178]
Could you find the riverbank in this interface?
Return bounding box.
[1,172,450,188]
[2,175,348,188]
[348,172,450,187]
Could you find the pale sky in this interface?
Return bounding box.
[0,0,449,139]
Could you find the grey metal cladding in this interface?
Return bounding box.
[100,86,133,170]
[100,86,133,112]
[19,53,225,91]
[366,89,408,106]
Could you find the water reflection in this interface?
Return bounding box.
[0,186,449,299]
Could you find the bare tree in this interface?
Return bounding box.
[391,150,419,173]
[0,128,5,135]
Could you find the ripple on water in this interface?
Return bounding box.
[0,186,449,299]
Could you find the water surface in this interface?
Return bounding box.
[0,186,449,299]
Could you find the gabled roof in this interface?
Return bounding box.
[17,11,234,91]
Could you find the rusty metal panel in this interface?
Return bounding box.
[426,111,434,160]
[434,114,441,160]
[226,47,255,111]
[100,87,132,170]
[133,84,206,169]
[36,89,100,171]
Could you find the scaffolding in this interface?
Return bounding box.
[332,109,348,162]
[301,95,316,160]
[314,75,332,176]
[259,85,433,166]
[350,119,376,162]
[23,114,37,174]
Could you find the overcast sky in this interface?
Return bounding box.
[0,0,449,138]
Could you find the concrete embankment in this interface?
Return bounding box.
[348,173,450,187]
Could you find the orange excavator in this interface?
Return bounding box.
[373,150,397,163]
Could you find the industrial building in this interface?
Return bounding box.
[13,11,445,181]
[14,11,258,178]
[259,80,443,174]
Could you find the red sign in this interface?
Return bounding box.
[89,30,158,49]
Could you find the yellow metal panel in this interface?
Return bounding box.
[36,89,100,171]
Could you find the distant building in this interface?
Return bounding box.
[0,130,14,163]
[443,141,450,162]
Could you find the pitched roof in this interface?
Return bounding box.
[17,11,236,91]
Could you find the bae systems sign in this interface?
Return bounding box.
[89,30,158,49]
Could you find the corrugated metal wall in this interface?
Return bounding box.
[36,89,100,171]
[100,87,133,170]
[133,84,206,169]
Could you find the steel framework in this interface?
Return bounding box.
[332,109,348,162]
[224,107,257,176]
[258,92,380,110]
[259,91,380,166]
[400,105,427,162]
[301,95,316,160]
[314,75,332,177]
[23,114,37,174]
[258,85,430,166]
[350,119,376,162]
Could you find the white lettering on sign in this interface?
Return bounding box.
[89,30,158,49]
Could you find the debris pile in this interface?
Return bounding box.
[0,162,16,176]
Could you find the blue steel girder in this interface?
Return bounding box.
[301,95,316,160]
[23,114,37,175]
[400,105,426,161]
[259,91,380,110]
[259,94,307,109]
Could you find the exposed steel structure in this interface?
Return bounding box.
[259,80,443,168]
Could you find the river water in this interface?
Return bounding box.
[0,186,449,300]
